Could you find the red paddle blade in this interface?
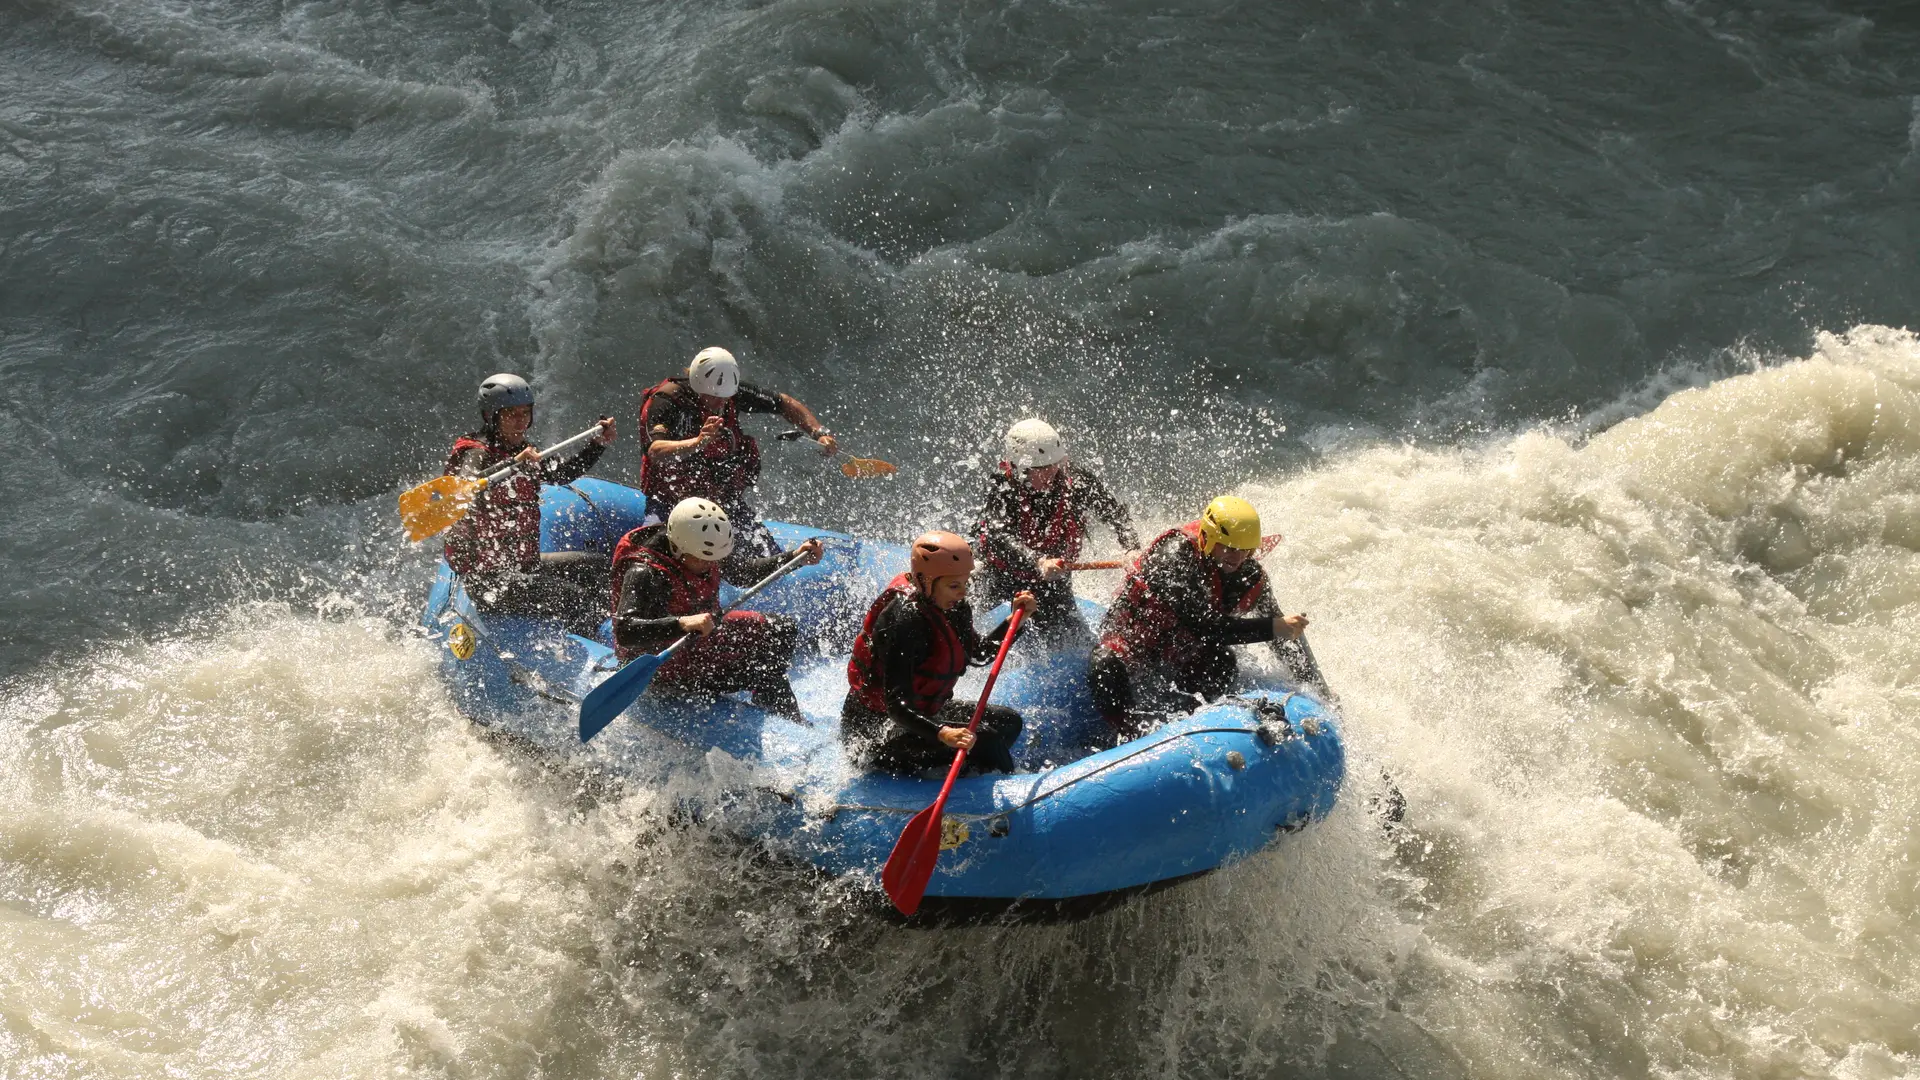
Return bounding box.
[881,803,945,915]
[1258,533,1284,556]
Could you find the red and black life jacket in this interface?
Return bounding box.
[442,433,541,576]
[608,526,722,616]
[980,462,1087,572]
[638,377,762,508]
[1099,522,1264,662]
[608,525,724,660]
[846,573,970,716]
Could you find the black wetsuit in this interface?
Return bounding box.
[973,462,1138,646]
[1089,526,1318,740]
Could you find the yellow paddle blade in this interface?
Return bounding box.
[840,456,898,479]
[397,474,484,542]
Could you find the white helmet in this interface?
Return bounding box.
[666,497,735,561]
[688,347,740,398]
[1004,419,1067,469]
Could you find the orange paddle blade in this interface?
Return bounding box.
[840,456,898,479]
[397,474,483,542]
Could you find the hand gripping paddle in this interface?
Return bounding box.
[776,430,898,478]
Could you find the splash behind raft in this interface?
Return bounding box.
[420,478,1344,912]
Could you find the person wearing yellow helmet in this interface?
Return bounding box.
[1088,495,1314,741]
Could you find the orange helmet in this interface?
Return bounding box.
[910,531,975,582]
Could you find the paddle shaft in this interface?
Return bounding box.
[776,428,843,461]
[781,431,855,464]
[479,424,604,488]
[777,429,891,466]
[1287,633,1332,700]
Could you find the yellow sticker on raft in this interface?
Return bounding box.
[940,818,970,851]
[448,622,477,661]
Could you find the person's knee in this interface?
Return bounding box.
[1088,650,1131,707]
[984,704,1024,743]
[765,613,800,655]
[1186,649,1236,698]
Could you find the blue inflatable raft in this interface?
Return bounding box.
[419,478,1344,913]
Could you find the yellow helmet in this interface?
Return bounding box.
[1196,495,1261,554]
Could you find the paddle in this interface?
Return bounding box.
[399,424,605,543]
[776,430,898,478]
[881,607,1027,916]
[578,546,816,743]
[1057,533,1285,572]
[1283,633,1333,702]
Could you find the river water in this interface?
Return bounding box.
[2,0,1918,1076]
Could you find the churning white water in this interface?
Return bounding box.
[5,327,1917,1078]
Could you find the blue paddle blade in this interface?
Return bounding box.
[578,652,664,742]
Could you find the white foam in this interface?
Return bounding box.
[8,331,1920,1077]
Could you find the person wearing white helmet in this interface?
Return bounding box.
[971,419,1139,645]
[607,497,824,718]
[443,372,616,631]
[637,346,838,559]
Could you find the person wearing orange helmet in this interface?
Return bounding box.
[1089,496,1314,741]
[841,532,1038,774]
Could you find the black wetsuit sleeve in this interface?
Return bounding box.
[974,471,1043,571]
[1241,574,1307,661]
[719,550,790,586]
[612,564,685,655]
[1145,541,1275,648]
[871,601,945,743]
[1075,467,1140,551]
[540,440,605,486]
[645,391,696,445]
[731,382,785,415]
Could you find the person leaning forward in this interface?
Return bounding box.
[1087,496,1313,742]
[443,372,615,634]
[609,497,824,720]
[638,346,836,560]
[842,532,1038,776]
[972,418,1138,646]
